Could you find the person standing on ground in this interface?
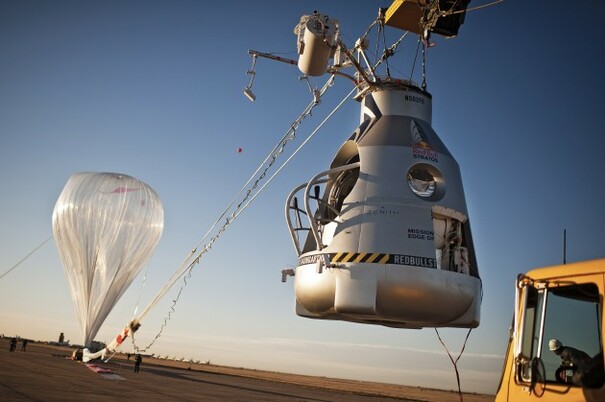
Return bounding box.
[9,337,17,352]
[134,354,142,373]
[21,339,27,351]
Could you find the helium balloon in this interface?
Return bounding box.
[52,172,164,347]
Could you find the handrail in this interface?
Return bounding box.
[303,162,360,251]
[285,182,310,255]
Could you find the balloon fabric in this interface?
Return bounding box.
[52,172,164,347]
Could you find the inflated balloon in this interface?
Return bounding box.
[52,172,164,347]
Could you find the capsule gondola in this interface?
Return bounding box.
[285,81,481,329]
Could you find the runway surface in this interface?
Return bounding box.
[0,341,493,401]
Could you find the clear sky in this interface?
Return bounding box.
[2,0,605,396]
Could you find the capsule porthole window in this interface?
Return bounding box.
[406,163,445,201]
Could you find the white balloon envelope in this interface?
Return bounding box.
[52,172,164,347]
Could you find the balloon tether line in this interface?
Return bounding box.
[0,235,52,280]
[129,14,418,352]
[131,75,348,353]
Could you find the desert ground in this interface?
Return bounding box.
[0,341,494,401]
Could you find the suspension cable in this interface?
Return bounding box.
[421,40,427,90]
[409,36,422,84]
[130,76,340,352]
[232,83,357,219]
[130,12,425,352]
[379,21,391,78]
[375,31,410,71]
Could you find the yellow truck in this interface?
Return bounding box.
[495,258,605,401]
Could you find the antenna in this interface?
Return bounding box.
[563,228,567,265]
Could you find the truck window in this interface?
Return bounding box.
[518,283,604,388]
[518,284,542,382]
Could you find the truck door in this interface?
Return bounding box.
[506,276,605,400]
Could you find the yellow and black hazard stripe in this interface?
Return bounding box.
[331,252,390,264]
[298,252,437,268]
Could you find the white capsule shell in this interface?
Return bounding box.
[286,84,481,328]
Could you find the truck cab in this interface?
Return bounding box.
[496,259,605,401]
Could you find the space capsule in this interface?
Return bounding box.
[285,81,481,329]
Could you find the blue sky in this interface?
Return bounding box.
[2,0,605,395]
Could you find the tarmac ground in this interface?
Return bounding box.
[0,341,494,402]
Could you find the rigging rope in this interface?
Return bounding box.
[0,235,52,280]
[380,21,391,78]
[435,328,473,402]
[131,75,342,353]
[455,0,504,14]
[130,12,423,353]
[375,31,409,71]
[421,39,427,90]
[132,261,152,319]
[232,83,358,217]
[409,37,422,84]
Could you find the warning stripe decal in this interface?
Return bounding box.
[298,253,436,268]
[331,252,390,264]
